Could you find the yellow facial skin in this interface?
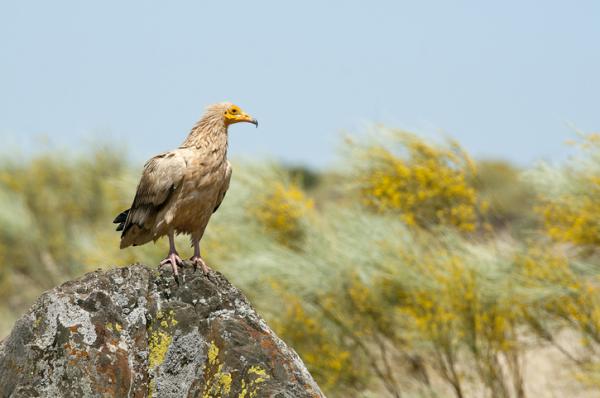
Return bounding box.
[224,104,258,127]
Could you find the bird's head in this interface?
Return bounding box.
[218,103,258,128]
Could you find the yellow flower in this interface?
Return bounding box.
[251,182,314,249]
[354,131,482,232]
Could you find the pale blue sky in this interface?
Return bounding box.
[1,1,599,167]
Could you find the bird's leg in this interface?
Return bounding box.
[190,239,210,274]
[160,232,184,276]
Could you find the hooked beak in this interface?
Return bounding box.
[240,113,258,128]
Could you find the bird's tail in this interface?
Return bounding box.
[113,209,130,232]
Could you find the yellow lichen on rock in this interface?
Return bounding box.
[148,310,178,369]
[207,340,220,365]
[202,341,233,398]
[238,365,270,398]
[202,341,270,398]
[148,329,172,369]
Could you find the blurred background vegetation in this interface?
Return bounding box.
[1,129,600,397]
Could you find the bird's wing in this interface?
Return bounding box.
[120,151,187,241]
[213,161,232,213]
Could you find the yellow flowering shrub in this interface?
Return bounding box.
[313,235,527,397]
[311,233,524,398]
[269,294,361,392]
[524,136,600,388]
[540,196,600,247]
[251,182,314,249]
[0,150,129,283]
[353,131,481,232]
[535,134,600,247]
[517,246,600,346]
[513,244,600,389]
[325,273,406,395]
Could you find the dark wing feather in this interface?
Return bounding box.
[113,209,129,231]
[213,162,232,213]
[118,151,186,247]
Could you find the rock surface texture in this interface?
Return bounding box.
[0,264,325,398]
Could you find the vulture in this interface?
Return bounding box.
[113,102,257,277]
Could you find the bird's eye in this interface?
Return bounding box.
[231,108,238,114]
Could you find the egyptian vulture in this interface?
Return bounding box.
[113,102,257,277]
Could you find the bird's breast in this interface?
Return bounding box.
[164,161,228,234]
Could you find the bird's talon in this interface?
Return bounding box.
[190,256,210,275]
[160,252,184,279]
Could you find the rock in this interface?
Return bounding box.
[0,264,325,398]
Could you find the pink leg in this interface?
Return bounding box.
[190,239,210,274]
[160,232,183,276]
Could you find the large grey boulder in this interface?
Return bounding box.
[0,264,325,398]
